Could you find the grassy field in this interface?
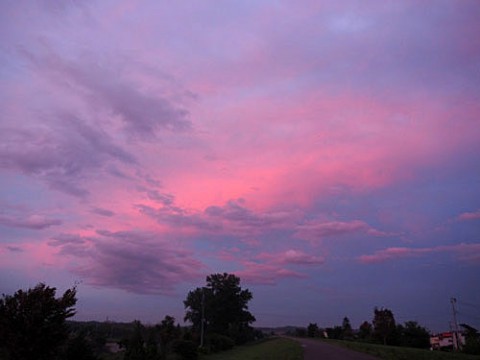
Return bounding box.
[203,337,303,360]
[325,339,480,360]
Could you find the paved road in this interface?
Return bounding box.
[293,338,379,360]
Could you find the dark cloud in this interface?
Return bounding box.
[294,220,385,240]
[138,198,294,236]
[0,116,136,197]
[136,204,222,232]
[6,246,23,252]
[136,187,175,206]
[50,230,203,294]
[90,207,115,217]
[49,233,87,247]
[0,213,62,230]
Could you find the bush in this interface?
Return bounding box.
[172,340,198,360]
[207,333,235,352]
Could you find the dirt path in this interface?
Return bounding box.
[292,338,379,360]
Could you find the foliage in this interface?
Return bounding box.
[172,340,198,360]
[0,282,77,360]
[325,326,343,339]
[342,316,353,339]
[62,332,99,360]
[206,333,235,352]
[358,321,373,340]
[307,323,320,338]
[373,307,397,345]
[397,321,430,349]
[460,323,480,355]
[124,321,146,360]
[184,273,255,344]
[156,315,180,359]
[204,337,303,360]
[145,327,160,360]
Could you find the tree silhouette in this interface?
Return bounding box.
[342,317,353,339]
[373,307,397,345]
[0,283,77,360]
[184,273,255,344]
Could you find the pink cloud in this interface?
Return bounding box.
[359,243,480,264]
[295,219,386,241]
[458,210,480,221]
[0,214,62,230]
[234,261,306,286]
[257,249,325,266]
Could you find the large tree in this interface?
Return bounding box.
[373,307,397,345]
[342,316,353,339]
[184,273,255,344]
[0,283,77,360]
[399,321,430,348]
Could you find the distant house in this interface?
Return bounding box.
[430,332,465,350]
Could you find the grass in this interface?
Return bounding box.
[203,337,303,360]
[324,339,480,360]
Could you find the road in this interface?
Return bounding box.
[293,338,379,360]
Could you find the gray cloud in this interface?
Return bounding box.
[0,116,137,197]
[50,230,203,294]
[0,214,62,230]
[25,51,191,139]
[90,207,115,217]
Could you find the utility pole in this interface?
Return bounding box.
[200,287,205,348]
[451,297,461,350]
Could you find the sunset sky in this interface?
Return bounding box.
[1,0,479,332]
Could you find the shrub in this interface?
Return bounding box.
[172,340,198,360]
[207,333,235,352]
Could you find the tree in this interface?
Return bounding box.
[373,307,397,345]
[460,324,480,355]
[307,323,320,338]
[399,321,430,348]
[358,321,373,341]
[184,273,255,344]
[342,317,353,339]
[0,282,77,360]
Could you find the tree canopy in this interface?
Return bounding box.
[184,273,255,344]
[0,282,77,360]
[373,307,397,345]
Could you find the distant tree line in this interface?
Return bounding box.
[299,308,431,348]
[297,307,480,354]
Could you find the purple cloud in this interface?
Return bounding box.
[295,219,386,241]
[90,207,115,217]
[138,198,296,236]
[235,261,306,286]
[51,230,204,294]
[358,243,480,264]
[458,210,480,221]
[0,117,136,197]
[24,51,191,138]
[257,249,325,266]
[0,214,62,230]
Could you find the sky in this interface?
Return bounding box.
[1,0,479,333]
